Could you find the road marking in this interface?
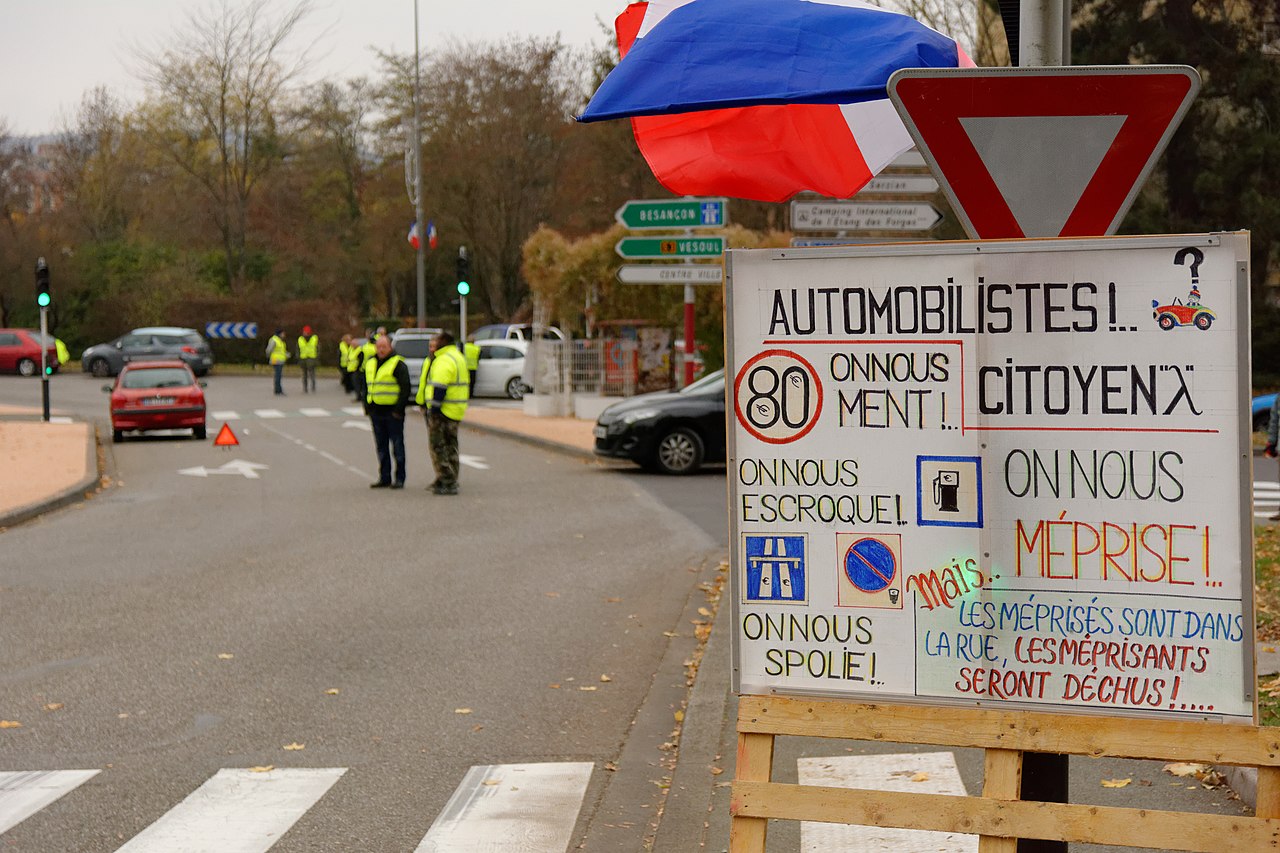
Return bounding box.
[342,406,364,416]
[210,410,241,421]
[459,454,490,470]
[0,770,100,835]
[253,409,285,419]
[415,762,593,853]
[797,752,974,852]
[48,416,73,424]
[342,420,372,432]
[299,408,329,417]
[178,460,270,479]
[114,767,345,853]
[257,423,370,480]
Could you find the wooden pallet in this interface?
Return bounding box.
[729,695,1280,852]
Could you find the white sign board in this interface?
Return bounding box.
[726,233,1254,722]
[791,201,942,233]
[617,265,724,285]
[858,175,940,195]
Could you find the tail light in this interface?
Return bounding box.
[182,345,197,354]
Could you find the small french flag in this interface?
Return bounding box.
[407,221,420,250]
[426,219,438,250]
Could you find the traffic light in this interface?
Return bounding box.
[456,247,470,296]
[35,257,50,308]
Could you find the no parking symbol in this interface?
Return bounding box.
[836,534,903,609]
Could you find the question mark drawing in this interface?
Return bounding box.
[1174,246,1204,286]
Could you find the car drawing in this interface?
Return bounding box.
[1151,298,1215,331]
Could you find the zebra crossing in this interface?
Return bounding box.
[209,406,366,422]
[1255,481,1280,520]
[0,761,593,852]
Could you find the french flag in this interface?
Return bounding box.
[579,0,973,202]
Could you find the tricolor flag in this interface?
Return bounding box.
[579,0,973,202]
[407,221,421,250]
[426,219,438,250]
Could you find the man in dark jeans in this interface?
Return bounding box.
[364,335,410,489]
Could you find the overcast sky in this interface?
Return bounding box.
[1,0,619,136]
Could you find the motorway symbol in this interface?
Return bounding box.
[790,200,942,232]
[203,322,258,339]
[615,197,727,230]
[213,423,239,447]
[743,534,807,603]
[178,459,269,479]
[888,65,1200,238]
[616,265,724,285]
[615,236,724,260]
[342,420,372,431]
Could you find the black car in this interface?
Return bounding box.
[594,369,725,474]
[81,327,215,377]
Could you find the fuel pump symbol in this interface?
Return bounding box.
[933,470,960,512]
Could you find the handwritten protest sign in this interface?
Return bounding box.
[727,233,1254,721]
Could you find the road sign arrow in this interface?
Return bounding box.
[615,236,724,260]
[790,201,942,232]
[887,65,1200,238]
[179,459,269,479]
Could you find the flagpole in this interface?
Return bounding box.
[412,0,427,328]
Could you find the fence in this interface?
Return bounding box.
[524,338,700,415]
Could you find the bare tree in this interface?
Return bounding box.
[50,88,144,242]
[0,120,33,327]
[134,0,312,293]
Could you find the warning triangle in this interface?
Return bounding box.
[213,423,239,447]
[887,66,1200,239]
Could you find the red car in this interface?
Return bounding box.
[0,328,59,376]
[1151,298,1215,331]
[106,361,206,442]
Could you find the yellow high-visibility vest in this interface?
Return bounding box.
[415,345,469,420]
[346,341,364,372]
[364,355,405,406]
[268,335,289,365]
[339,340,350,367]
[297,334,319,359]
[463,341,480,373]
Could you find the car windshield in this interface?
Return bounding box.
[121,368,192,389]
[680,369,724,395]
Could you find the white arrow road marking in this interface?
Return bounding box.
[459,454,489,470]
[342,420,372,431]
[178,460,270,479]
[798,752,973,851]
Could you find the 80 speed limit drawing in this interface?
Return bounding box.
[733,349,823,444]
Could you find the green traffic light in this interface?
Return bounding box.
[44,365,53,375]
[457,281,470,296]
[36,292,51,307]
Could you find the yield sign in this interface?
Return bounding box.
[887,66,1200,239]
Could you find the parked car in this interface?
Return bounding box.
[474,339,529,399]
[472,323,566,343]
[593,368,725,474]
[82,327,214,377]
[0,329,59,376]
[105,361,206,442]
[390,327,443,389]
[1256,393,1276,432]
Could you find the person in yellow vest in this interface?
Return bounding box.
[346,332,366,399]
[364,335,410,489]
[463,339,480,396]
[297,325,319,393]
[338,334,353,393]
[54,337,70,368]
[266,328,289,395]
[415,330,469,495]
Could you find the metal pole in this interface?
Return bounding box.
[1017,3,1068,850]
[39,305,49,422]
[412,0,427,328]
[682,284,695,387]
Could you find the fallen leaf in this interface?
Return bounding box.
[117,713,129,719]
[604,762,618,771]
[548,683,561,689]
[1101,778,1131,788]
[698,607,712,617]
[455,708,473,715]
[579,686,598,692]
[674,710,685,723]
[911,771,931,782]
[544,592,560,598]
[600,674,613,683]
[282,742,305,751]
[483,779,500,786]
[710,767,724,776]
[471,724,484,732]
[0,720,21,729]
[325,688,340,696]
[1266,646,1277,653]
[1164,762,1209,777]
[43,703,63,712]
[605,597,622,603]
[217,653,235,660]
[250,765,274,773]
[663,631,678,637]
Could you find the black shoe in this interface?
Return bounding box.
[425,479,440,491]
[431,484,458,495]
[370,481,391,489]
[391,482,405,490]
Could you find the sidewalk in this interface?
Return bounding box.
[0,406,99,527]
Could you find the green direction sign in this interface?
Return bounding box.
[615,197,727,230]
[615,236,725,259]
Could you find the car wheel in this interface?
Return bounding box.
[17,358,36,377]
[653,427,704,475]
[112,429,123,443]
[1157,315,1176,331]
[506,376,526,400]
[90,358,112,377]
[1194,313,1213,330]
[194,425,207,440]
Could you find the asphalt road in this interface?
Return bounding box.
[0,372,727,851]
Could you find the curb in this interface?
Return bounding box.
[0,419,102,529]
[461,418,596,461]
[1224,765,1257,809]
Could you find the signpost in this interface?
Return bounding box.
[616,265,724,285]
[857,175,939,195]
[887,66,1201,239]
[790,201,942,233]
[615,197,727,230]
[615,236,725,260]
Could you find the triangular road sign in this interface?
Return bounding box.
[887,66,1200,239]
[213,423,239,447]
